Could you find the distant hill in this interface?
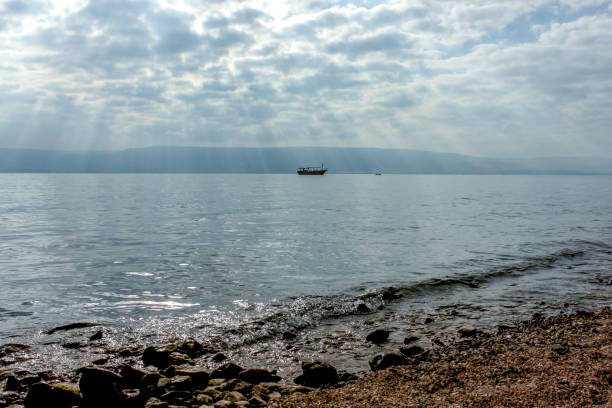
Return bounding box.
[0,147,611,174]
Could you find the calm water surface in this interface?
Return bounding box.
[0,174,610,376]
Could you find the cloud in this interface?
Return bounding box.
[0,0,611,157]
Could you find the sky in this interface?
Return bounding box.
[1,0,611,157]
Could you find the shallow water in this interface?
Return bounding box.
[0,174,610,376]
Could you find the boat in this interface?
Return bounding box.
[297,163,327,175]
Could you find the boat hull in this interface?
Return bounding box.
[297,169,327,175]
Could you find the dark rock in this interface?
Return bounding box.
[61,342,84,349]
[143,346,171,369]
[176,339,204,358]
[337,371,359,383]
[214,400,234,408]
[356,303,371,313]
[282,331,297,341]
[211,363,244,380]
[424,317,434,324]
[24,382,82,408]
[79,367,124,407]
[118,346,142,357]
[294,361,338,388]
[89,330,103,341]
[281,385,314,395]
[195,392,213,405]
[0,343,31,358]
[160,389,191,403]
[238,368,281,384]
[400,345,424,357]
[366,328,390,344]
[223,390,246,402]
[168,352,194,366]
[141,372,164,389]
[248,395,267,406]
[226,379,252,395]
[403,336,419,345]
[92,358,108,365]
[120,365,149,388]
[212,352,227,362]
[4,375,20,391]
[369,353,409,371]
[170,375,192,390]
[172,368,210,388]
[45,322,99,335]
[457,327,482,338]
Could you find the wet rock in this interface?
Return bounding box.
[369,353,409,371]
[366,328,390,344]
[400,345,424,357]
[144,397,168,408]
[294,361,338,388]
[89,330,103,341]
[157,377,172,391]
[170,375,192,390]
[172,367,210,388]
[61,341,85,349]
[0,344,31,358]
[225,379,252,395]
[24,382,82,408]
[203,386,223,400]
[282,331,297,341]
[211,363,244,380]
[356,303,371,313]
[238,368,281,384]
[458,327,482,338]
[141,372,164,389]
[337,371,359,383]
[403,336,419,345]
[214,400,233,408]
[212,352,227,362]
[424,317,434,324]
[208,378,227,387]
[4,375,20,391]
[143,347,172,369]
[118,346,142,357]
[92,358,108,365]
[176,339,204,358]
[168,352,194,366]
[45,322,99,335]
[160,389,191,404]
[120,365,149,388]
[79,367,124,407]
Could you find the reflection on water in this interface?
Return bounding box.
[0,174,610,375]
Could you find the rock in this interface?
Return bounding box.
[79,367,124,407]
[248,395,267,406]
[203,386,223,400]
[282,331,297,341]
[24,382,82,408]
[356,303,371,313]
[144,397,168,408]
[170,375,192,390]
[4,375,20,391]
[157,377,172,390]
[403,336,419,345]
[281,385,314,395]
[251,383,271,395]
[225,379,252,394]
[366,328,390,344]
[160,390,191,404]
[45,322,99,335]
[400,345,424,357]
[224,391,246,402]
[176,340,204,358]
[143,346,172,369]
[120,365,149,388]
[458,327,482,338]
[141,372,164,389]
[211,363,244,380]
[195,393,213,405]
[61,342,85,349]
[208,378,227,387]
[337,371,359,383]
[168,352,194,366]
[212,352,227,363]
[172,367,210,388]
[238,368,281,384]
[424,317,434,324]
[369,353,408,371]
[92,358,108,365]
[214,400,234,408]
[89,330,103,341]
[294,361,338,388]
[268,391,282,401]
[0,344,31,358]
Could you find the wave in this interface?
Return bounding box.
[202,240,611,349]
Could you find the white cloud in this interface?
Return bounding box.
[0,0,611,156]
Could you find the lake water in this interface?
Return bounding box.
[0,174,610,377]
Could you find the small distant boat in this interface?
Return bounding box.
[297,163,327,175]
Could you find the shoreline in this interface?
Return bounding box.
[0,307,609,407]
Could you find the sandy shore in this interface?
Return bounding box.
[275,308,612,408]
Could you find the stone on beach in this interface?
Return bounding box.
[79,367,124,406]
[24,382,82,408]
[211,363,245,380]
[45,322,100,335]
[238,368,282,384]
[368,353,409,371]
[294,361,338,387]
[366,328,390,344]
